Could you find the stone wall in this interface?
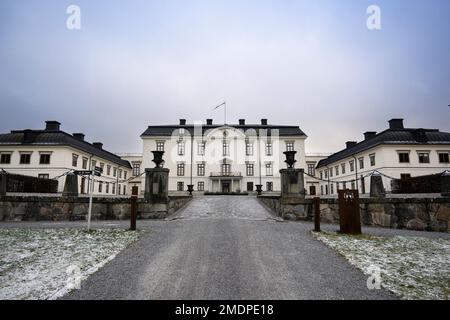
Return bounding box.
[0,195,192,221]
[258,195,450,232]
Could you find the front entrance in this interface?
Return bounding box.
[222,181,231,193]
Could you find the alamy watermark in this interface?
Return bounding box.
[66,5,81,30]
[66,265,82,290]
[367,5,382,30]
[366,265,382,290]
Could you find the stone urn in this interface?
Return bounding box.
[256,184,263,195]
[187,184,194,196]
[152,151,165,168]
[284,151,297,168]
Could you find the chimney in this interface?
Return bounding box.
[364,131,377,140]
[179,119,186,126]
[45,121,61,131]
[206,119,213,126]
[239,119,246,125]
[261,119,268,126]
[388,118,404,130]
[23,129,37,143]
[73,133,85,141]
[346,141,357,149]
[93,142,103,150]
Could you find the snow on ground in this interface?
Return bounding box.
[314,232,450,300]
[0,229,140,300]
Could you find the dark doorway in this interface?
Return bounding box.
[309,186,316,196]
[247,182,254,192]
[222,181,231,193]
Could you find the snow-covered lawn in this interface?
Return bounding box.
[314,232,450,300]
[0,228,140,300]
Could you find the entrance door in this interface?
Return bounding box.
[309,186,316,196]
[247,182,254,192]
[222,182,231,193]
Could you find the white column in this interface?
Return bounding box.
[231,179,234,192]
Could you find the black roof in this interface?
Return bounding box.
[0,130,131,168]
[317,128,450,168]
[141,124,307,137]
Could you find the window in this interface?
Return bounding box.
[246,163,254,176]
[98,181,103,193]
[324,170,328,179]
[113,167,117,177]
[359,157,364,170]
[177,141,185,156]
[330,183,334,195]
[132,163,141,176]
[156,141,165,152]
[266,163,273,176]
[335,165,339,176]
[179,128,185,135]
[223,141,230,156]
[398,152,410,163]
[198,182,205,192]
[20,153,31,164]
[39,153,51,165]
[0,153,11,164]
[91,160,97,168]
[307,163,315,176]
[106,182,110,194]
[329,168,333,178]
[351,181,355,190]
[361,176,366,194]
[245,143,254,156]
[123,185,126,195]
[112,183,116,195]
[118,184,122,195]
[349,160,355,172]
[266,143,273,156]
[320,171,323,180]
[320,185,324,195]
[222,163,231,175]
[118,169,122,179]
[177,163,185,176]
[82,157,88,169]
[72,154,78,167]
[124,171,127,180]
[198,142,205,156]
[343,182,347,189]
[247,182,254,192]
[286,142,295,152]
[438,152,449,164]
[341,163,346,174]
[177,182,184,191]
[266,182,273,192]
[197,163,205,176]
[418,152,430,164]
[369,154,376,166]
[100,163,105,174]
[38,174,49,179]
[325,185,328,195]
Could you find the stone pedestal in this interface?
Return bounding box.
[370,175,386,198]
[0,173,7,196]
[145,168,170,203]
[62,173,78,197]
[280,168,306,200]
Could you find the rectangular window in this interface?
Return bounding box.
[178,141,185,156]
[82,157,88,169]
[343,182,347,189]
[331,183,334,195]
[320,171,323,180]
[369,154,376,166]
[98,181,103,193]
[351,181,355,190]
[198,142,205,156]
[246,163,254,176]
[223,141,230,156]
[325,170,328,179]
[307,164,315,176]
[335,165,339,176]
[245,143,254,156]
[132,163,140,176]
[20,153,31,164]
[112,183,116,195]
[177,163,185,176]
[118,169,122,179]
[222,163,231,175]
[398,152,410,163]
[72,154,78,167]
[113,167,117,177]
[329,168,333,178]
[266,143,273,156]
[100,163,105,174]
[118,184,122,195]
[106,165,111,176]
[106,182,109,194]
[197,163,205,176]
[286,142,295,152]
[359,157,364,170]
[349,160,355,172]
[124,171,127,180]
[198,182,205,192]
[0,153,11,164]
[38,174,49,179]
[266,182,273,192]
[39,153,51,165]
[320,185,324,195]
[341,163,346,174]
[438,152,449,164]
[266,163,273,176]
[123,185,126,195]
[156,141,165,152]
[418,152,430,164]
[325,185,328,195]
[247,182,254,192]
[177,182,184,191]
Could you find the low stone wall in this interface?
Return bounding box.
[258,195,450,232]
[0,195,192,221]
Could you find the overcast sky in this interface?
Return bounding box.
[1,0,449,154]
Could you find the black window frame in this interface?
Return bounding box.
[0,153,11,164]
[39,153,51,165]
[20,153,31,165]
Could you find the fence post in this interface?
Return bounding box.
[130,186,138,231]
[313,197,321,232]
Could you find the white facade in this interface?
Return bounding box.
[305,153,331,196]
[140,120,307,194]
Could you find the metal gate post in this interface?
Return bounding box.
[313,197,321,232]
[130,186,138,231]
